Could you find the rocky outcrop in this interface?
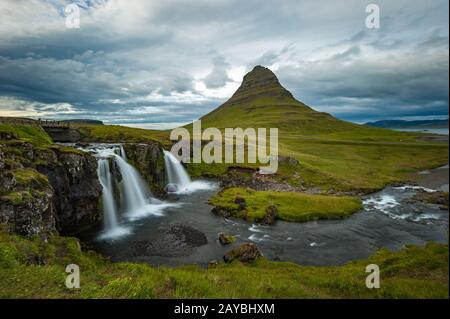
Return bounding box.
[218,232,236,245]
[410,190,449,210]
[223,243,263,263]
[221,167,304,192]
[124,142,166,194]
[0,164,55,237]
[41,127,81,143]
[0,142,102,237]
[262,205,278,225]
[35,149,102,234]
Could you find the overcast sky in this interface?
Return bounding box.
[0,0,448,128]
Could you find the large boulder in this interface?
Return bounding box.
[218,232,236,245]
[223,243,263,263]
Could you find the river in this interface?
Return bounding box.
[82,165,448,267]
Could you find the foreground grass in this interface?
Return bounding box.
[210,187,363,222]
[0,230,447,298]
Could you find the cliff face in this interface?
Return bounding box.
[36,149,102,234]
[0,139,102,237]
[124,142,166,194]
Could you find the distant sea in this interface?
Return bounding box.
[391,128,449,135]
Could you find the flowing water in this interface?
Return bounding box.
[80,144,179,240]
[81,150,449,267]
[163,150,210,194]
[97,159,118,231]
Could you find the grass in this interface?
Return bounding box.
[76,124,170,146]
[0,230,447,298]
[12,168,49,187]
[0,124,53,145]
[210,187,363,222]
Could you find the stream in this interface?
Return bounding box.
[79,143,448,267]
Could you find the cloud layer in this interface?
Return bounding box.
[0,0,448,127]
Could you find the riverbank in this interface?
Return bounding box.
[0,228,447,298]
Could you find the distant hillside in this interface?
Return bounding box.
[365,119,449,129]
[61,119,104,125]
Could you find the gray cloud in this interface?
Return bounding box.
[203,56,232,89]
[0,0,448,127]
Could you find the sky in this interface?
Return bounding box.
[0,0,448,129]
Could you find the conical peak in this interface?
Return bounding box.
[240,65,280,89]
[228,65,293,103]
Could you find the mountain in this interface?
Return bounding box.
[200,66,378,136]
[193,66,448,191]
[365,119,449,129]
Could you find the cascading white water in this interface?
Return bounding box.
[90,145,179,239]
[97,158,118,231]
[119,145,127,161]
[163,150,191,191]
[112,154,153,215]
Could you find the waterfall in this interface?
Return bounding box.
[163,150,191,191]
[92,145,170,239]
[97,158,118,231]
[112,154,153,214]
[119,145,127,161]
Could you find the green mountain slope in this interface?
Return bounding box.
[191,66,449,191]
[200,66,403,139]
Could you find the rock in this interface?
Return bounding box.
[263,205,278,225]
[123,143,166,195]
[218,232,235,245]
[132,224,208,258]
[212,206,231,218]
[0,147,4,169]
[234,196,247,209]
[0,131,17,140]
[223,243,263,263]
[208,260,219,268]
[0,183,55,237]
[0,171,16,193]
[75,142,91,148]
[37,149,102,235]
[412,190,449,210]
[165,183,178,193]
[0,142,102,237]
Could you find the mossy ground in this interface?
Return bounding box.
[76,124,170,146]
[210,187,363,222]
[0,230,447,298]
[0,124,53,145]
